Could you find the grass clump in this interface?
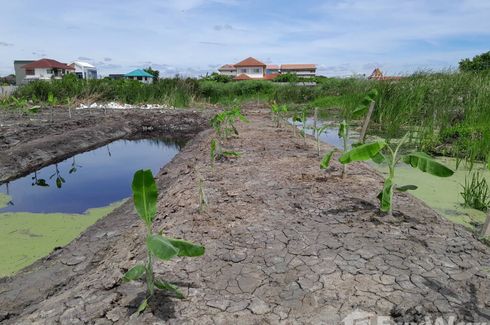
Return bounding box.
[461,172,490,211]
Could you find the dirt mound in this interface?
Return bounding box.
[0,109,489,324]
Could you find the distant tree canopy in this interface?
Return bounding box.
[201,72,233,83]
[144,67,160,79]
[272,73,299,82]
[459,51,490,72]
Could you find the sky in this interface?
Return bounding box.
[0,0,489,77]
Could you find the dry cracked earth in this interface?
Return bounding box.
[0,107,489,324]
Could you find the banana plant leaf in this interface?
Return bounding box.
[132,169,158,225]
[339,140,386,164]
[402,152,454,177]
[320,150,335,169]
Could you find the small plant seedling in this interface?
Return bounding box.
[313,125,329,157]
[320,149,336,170]
[122,170,205,315]
[338,120,349,178]
[339,133,454,216]
[271,103,288,128]
[211,106,248,140]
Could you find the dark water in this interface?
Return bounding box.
[0,138,182,214]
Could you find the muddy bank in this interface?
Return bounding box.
[0,107,213,183]
[0,108,489,324]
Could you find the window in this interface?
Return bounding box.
[239,68,247,73]
[46,69,52,74]
[137,76,143,80]
[253,68,260,74]
[25,69,34,75]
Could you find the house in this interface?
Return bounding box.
[217,57,317,80]
[368,68,401,81]
[266,65,280,75]
[13,60,35,85]
[124,69,154,84]
[20,58,75,82]
[280,64,316,77]
[217,64,236,76]
[70,61,97,80]
[234,57,267,80]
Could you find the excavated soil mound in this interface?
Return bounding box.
[0,108,489,324]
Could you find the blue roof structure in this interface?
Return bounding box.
[124,69,154,78]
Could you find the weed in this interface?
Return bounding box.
[122,169,205,315]
[461,172,490,211]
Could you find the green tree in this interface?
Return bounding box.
[144,66,160,79]
[459,51,490,72]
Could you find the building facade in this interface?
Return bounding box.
[70,61,97,79]
[124,69,154,84]
[218,57,317,80]
[19,59,75,83]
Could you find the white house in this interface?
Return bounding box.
[217,64,236,76]
[233,57,266,79]
[217,57,317,80]
[21,58,75,82]
[70,61,97,79]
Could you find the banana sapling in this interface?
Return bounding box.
[122,169,205,315]
[339,133,454,216]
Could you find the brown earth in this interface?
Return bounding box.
[0,106,489,324]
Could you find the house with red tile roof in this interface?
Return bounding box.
[21,58,75,82]
[217,57,317,80]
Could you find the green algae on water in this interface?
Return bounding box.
[0,193,12,209]
[371,157,489,231]
[0,200,125,277]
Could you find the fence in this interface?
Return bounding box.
[0,86,17,97]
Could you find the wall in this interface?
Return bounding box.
[0,86,17,97]
[13,61,35,85]
[236,66,264,78]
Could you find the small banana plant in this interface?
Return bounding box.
[313,124,329,157]
[271,103,288,127]
[211,106,248,140]
[210,138,241,164]
[122,170,205,315]
[339,133,454,216]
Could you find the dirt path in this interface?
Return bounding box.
[0,108,489,324]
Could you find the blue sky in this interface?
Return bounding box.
[1,0,489,77]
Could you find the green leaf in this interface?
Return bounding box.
[352,105,368,117]
[165,237,205,257]
[380,177,393,212]
[210,139,216,161]
[135,298,148,315]
[371,152,386,164]
[338,120,347,138]
[339,140,387,164]
[320,150,335,169]
[56,177,63,188]
[147,234,179,260]
[154,279,184,299]
[122,264,146,282]
[132,169,158,225]
[396,185,418,192]
[402,152,454,177]
[222,151,241,157]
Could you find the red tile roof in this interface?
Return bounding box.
[234,57,266,67]
[281,64,316,70]
[233,73,253,81]
[266,65,279,70]
[218,64,236,71]
[22,58,75,70]
[263,73,280,80]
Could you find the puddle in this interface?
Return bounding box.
[0,138,182,276]
[0,138,182,214]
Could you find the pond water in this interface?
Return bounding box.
[0,138,182,214]
[0,138,182,276]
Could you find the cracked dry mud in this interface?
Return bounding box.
[0,108,489,324]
